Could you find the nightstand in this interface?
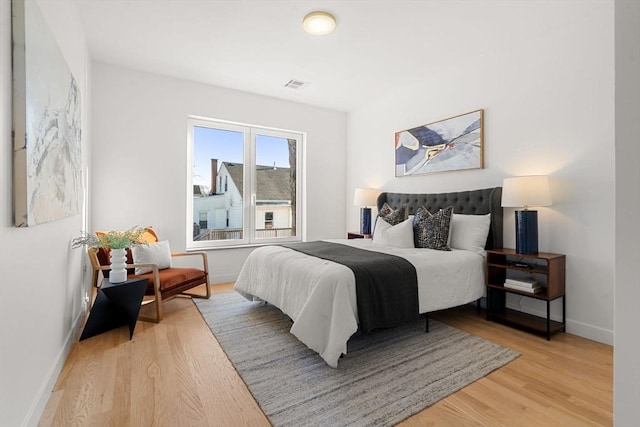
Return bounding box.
[485,248,566,340]
[79,277,148,341]
[347,232,372,239]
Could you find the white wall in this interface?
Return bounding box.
[0,1,91,426]
[91,63,347,283]
[614,0,640,424]
[346,1,615,344]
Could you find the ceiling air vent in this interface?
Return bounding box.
[284,79,309,90]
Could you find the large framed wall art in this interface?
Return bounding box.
[12,0,82,227]
[395,109,484,177]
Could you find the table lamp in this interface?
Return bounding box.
[353,188,379,235]
[501,175,552,254]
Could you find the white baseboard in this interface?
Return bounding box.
[23,309,84,427]
[211,272,238,285]
[565,318,613,346]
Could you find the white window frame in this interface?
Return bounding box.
[187,116,304,250]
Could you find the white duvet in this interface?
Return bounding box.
[234,238,485,367]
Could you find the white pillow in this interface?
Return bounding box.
[372,217,414,248]
[131,240,172,275]
[449,213,491,255]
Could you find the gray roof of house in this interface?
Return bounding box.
[222,162,292,201]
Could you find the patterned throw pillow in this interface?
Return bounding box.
[378,202,408,226]
[413,205,453,250]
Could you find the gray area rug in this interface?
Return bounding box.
[195,291,520,427]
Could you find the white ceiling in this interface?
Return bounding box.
[74,0,567,112]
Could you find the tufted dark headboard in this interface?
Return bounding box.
[376,187,503,250]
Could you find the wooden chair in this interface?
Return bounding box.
[87,227,211,322]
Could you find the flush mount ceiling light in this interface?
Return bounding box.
[302,11,336,36]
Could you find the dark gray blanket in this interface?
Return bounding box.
[281,241,418,333]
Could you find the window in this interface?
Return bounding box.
[264,212,274,229]
[198,211,208,229]
[187,117,303,248]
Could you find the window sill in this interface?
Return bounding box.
[187,239,302,252]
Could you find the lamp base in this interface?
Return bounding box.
[515,210,538,254]
[360,207,372,235]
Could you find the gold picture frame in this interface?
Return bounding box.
[395,109,484,176]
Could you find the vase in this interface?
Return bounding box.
[109,248,128,283]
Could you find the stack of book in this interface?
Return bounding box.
[503,278,542,293]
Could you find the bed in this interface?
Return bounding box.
[234,187,503,367]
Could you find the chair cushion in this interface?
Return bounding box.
[130,267,207,295]
[138,227,160,244]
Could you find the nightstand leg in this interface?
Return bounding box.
[486,290,490,320]
[546,300,551,341]
[562,296,566,332]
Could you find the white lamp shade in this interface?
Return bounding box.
[353,188,379,207]
[501,175,552,208]
[302,11,336,36]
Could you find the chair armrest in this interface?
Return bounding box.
[170,251,209,275]
[171,251,206,258]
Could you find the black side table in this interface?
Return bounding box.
[80,277,148,341]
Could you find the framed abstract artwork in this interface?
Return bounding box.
[395,109,484,177]
[12,0,82,227]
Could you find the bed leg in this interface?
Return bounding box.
[476,298,481,314]
[425,314,429,333]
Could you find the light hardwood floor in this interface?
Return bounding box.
[39,284,612,426]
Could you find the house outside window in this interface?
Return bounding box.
[187,117,303,248]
